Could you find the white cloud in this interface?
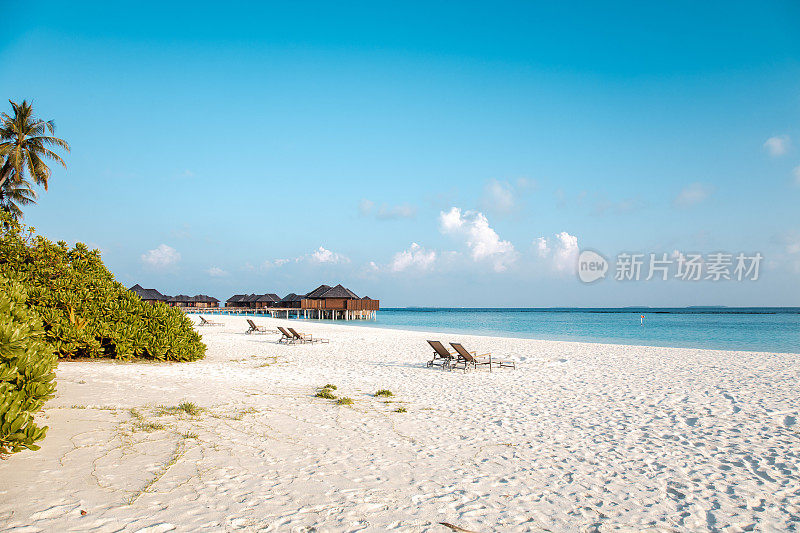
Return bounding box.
[261,258,291,270]
[310,246,349,264]
[359,199,417,220]
[388,242,437,272]
[673,182,714,208]
[535,232,579,273]
[439,207,516,272]
[481,179,516,213]
[535,236,549,258]
[764,135,790,157]
[793,166,800,186]
[481,178,537,214]
[377,204,416,220]
[358,199,375,216]
[141,244,180,269]
[207,266,227,277]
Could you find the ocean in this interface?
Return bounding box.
[336,307,800,354]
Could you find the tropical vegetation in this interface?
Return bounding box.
[0,212,206,455]
[0,100,70,218]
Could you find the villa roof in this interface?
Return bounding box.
[256,293,281,302]
[361,296,372,300]
[170,294,219,303]
[226,294,246,303]
[280,292,303,302]
[305,284,332,298]
[129,284,169,301]
[319,284,359,299]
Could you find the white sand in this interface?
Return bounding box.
[1,315,799,532]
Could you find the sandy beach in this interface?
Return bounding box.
[1,315,799,532]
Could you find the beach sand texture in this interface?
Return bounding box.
[1,315,799,532]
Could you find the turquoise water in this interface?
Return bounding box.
[333,308,800,354]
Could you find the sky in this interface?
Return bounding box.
[1,1,799,307]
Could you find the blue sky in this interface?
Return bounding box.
[2,1,799,306]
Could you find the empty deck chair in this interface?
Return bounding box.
[449,342,493,372]
[288,327,329,344]
[277,326,296,344]
[426,340,457,370]
[449,342,516,372]
[198,315,223,326]
[246,319,266,334]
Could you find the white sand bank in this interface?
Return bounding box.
[1,315,799,532]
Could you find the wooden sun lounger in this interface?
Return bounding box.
[426,340,457,370]
[277,326,297,344]
[449,342,516,372]
[288,327,329,344]
[198,315,223,326]
[246,319,277,335]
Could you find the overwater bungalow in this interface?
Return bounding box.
[226,294,244,307]
[170,294,220,308]
[128,284,170,305]
[255,293,281,308]
[300,283,379,319]
[207,284,378,320]
[279,293,304,309]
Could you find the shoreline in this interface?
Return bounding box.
[1,315,798,531]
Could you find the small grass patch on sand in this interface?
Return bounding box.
[157,402,202,417]
[323,384,337,390]
[315,389,337,400]
[375,389,393,397]
[394,407,407,413]
[336,397,354,406]
[134,421,165,432]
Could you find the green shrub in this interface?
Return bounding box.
[315,389,336,400]
[0,276,57,455]
[374,389,393,397]
[393,407,407,413]
[336,397,354,406]
[0,214,205,362]
[323,383,337,390]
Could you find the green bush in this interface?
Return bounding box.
[0,214,205,361]
[0,277,57,455]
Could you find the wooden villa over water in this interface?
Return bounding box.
[169,294,220,308]
[128,284,169,305]
[131,282,378,320]
[208,283,378,320]
[128,284,219,308]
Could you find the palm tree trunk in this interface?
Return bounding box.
[0,162,11,190]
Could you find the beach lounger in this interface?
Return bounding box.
[288,327,329,344]
[198,315,223,326]
[245,319,277,335]
[277,326,297,344]
[426,340,457,370]
[449,342,492,372]
[246,319,266,334]
[449,342,516,372]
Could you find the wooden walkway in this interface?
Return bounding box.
[182,307,377,321]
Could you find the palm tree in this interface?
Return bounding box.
[0,100,70,217]
[0,179,37,219]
